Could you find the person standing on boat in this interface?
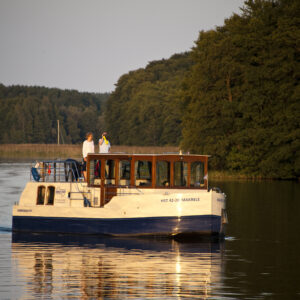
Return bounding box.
[82,132,95,181]
[99,132,111,153]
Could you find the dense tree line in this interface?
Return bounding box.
[0,0,298,178]
[181,0,299,178]
[106,0,299,178]
[0,84,109,144]
[105,52,194,146]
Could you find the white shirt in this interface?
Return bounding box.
[82,140,95,158]
[99,139,111,153]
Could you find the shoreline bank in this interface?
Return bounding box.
[0,144,179,159]
[0,144,297,180]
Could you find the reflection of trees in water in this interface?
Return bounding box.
[76,253,217,298]
[12,242,222,299]
[80,255,117,299]
[33,253,53,296]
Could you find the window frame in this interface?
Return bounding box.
[156,160,171,187]
[134,159,153,187]
[36,185,46,205]
[86,154,208,190]
[46,186,55,205]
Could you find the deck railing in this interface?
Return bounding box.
[30,160,83,183]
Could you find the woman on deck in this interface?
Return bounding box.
[99,132,111,153]
[82,132,95,181]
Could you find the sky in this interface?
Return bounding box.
[0,0,245,93]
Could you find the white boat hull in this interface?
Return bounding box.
[12,182,226,237]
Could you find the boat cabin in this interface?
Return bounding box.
[87,154,209,205]
[29,154,209,208]
[87,154,208,189]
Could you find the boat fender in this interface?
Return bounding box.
[209,187,222,193]
[31,167,41,182]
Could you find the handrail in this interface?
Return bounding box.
[30,159,83,183]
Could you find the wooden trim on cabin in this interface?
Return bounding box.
[170,161,174,188]
[152,156,156,188]
[87,159,90,186]
[115,159,119,186]
[87,154,210,195]
[187,162,191,187]
[130,157,135,186]
[100,158,105,207]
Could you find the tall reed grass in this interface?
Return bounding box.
[0,144,179,159]
[1,144,262,179]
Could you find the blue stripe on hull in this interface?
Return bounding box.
[12,215,221,236]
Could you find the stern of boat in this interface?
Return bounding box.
[210,187,228,236]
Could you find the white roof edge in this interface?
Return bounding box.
[88,153,211,157]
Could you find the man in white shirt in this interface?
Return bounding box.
[99,132,111,153]
[82,132,95,181]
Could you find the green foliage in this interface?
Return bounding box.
[105,53,194,146]
[1,0,299,179]
[105,0,299,179]
[181,0,300,178]
[0,84,109,144]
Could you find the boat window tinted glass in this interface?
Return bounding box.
[37,186,45,205]
[190,161,205,187]
[46,186,55,205]
[105,160,115,185]
[119,160,131,186]
[174,161,188,187]
[156,161,170,187]
[94,160,101,178]
[135,161,152,187]
[89,160,96,185]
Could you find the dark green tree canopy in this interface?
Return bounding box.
[105,0,299,178]
[1,0,299,179]
[181,0,300,178]
[0,84,109,144]
[105,52,194,146]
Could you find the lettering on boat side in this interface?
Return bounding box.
[56,189,66,197]
[17,209,32,212]
[161,197,200,203]
[217,198,224,202]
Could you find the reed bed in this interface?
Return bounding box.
[0,144,179,159]
[0,144,259,180]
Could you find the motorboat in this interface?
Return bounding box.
[12,153,228,237]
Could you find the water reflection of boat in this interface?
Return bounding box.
[12,233,224,299]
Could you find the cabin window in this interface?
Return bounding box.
[119,160,131,186]
[94,160,101,178]
[135,160,152,187]
[46,186,55,205]
[105,160,115,185]
[156,161,170,187]
[190,161,205,187]
[37,186,46,205]
[174,161,188,187]
[88,160,96,185]
[90,160,101,186]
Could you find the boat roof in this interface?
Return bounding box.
[86,153,211,163]
[35,154,211,164]
[88,153,211,157]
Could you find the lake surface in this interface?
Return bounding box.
[0,162,299,299]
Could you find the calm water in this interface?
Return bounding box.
[0,162,299,299]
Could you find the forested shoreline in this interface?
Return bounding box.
[0,84,109,144]
[106,0,299,179]
[0,0,299,179]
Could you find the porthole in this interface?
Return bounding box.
[37,186,45,205]
[46,186,55,205]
